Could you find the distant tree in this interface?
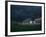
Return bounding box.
[31,16,35,24]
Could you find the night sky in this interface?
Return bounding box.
[11,5,41,22]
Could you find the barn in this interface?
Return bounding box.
[34,18,41,24]
[22,18,32,24]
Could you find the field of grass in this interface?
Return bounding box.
[11,21,41,32]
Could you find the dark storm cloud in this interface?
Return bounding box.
[11,5,41,22]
